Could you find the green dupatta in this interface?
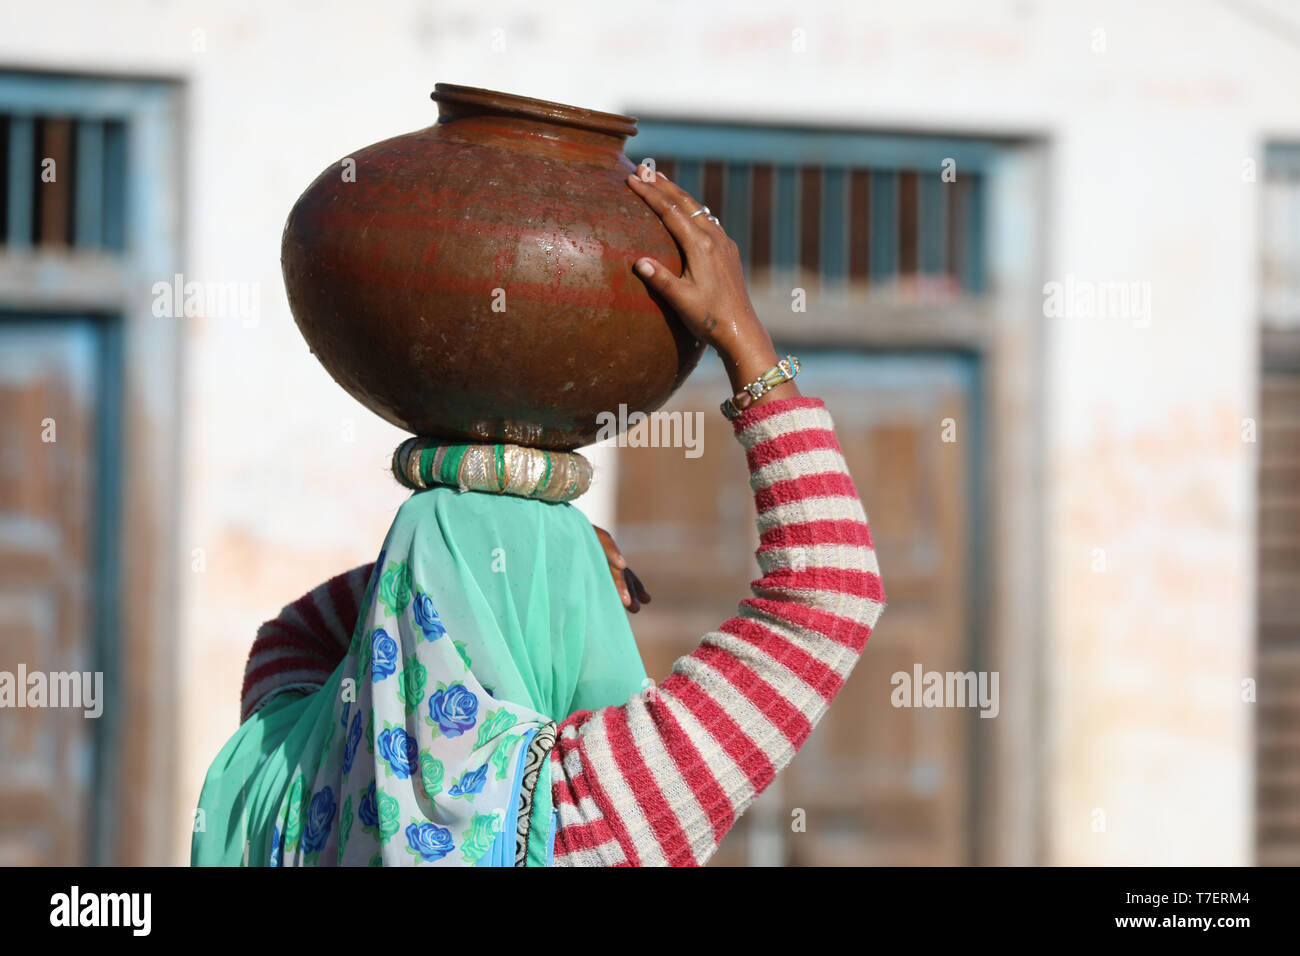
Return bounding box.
[191,484,647,866]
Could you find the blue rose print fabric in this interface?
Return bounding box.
[272,556,553,867]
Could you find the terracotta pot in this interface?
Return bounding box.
[281,83,703,450]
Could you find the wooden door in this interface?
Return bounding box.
[614,349,976,865]
[0,320,100,864]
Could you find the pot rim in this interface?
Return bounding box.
[431,83,638,140]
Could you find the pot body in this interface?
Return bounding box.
[281,84,703,450]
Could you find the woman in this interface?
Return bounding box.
[192,167,884,867]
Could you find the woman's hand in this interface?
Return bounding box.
[593,525,651,613]
[625,165,800,407]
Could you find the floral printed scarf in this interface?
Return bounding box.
[200,482,648,867]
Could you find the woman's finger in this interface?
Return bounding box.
[626,567,651,606]
[611,565,632,607]
[621,568,642,612]
[638,167,707,224]
[638,166,722,239]
[633,257,693,315]
[626,170,711,254]
[595,525,639,609]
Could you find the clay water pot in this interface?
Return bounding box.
[281,83,703,450]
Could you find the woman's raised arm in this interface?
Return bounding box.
[541,169,885,866]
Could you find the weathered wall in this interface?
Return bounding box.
[4,0,1296,864]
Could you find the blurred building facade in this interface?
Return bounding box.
[1,0,1297,865]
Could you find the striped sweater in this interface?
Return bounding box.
[546,395,883,865]
[238,394,883,865]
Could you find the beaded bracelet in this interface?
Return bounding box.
[720,355,801,420]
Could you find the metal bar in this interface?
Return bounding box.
[965,174,987,294]
[724,162,752,274]
[75,119,104,248]
[920,172,947,275]
[102,121,126,252]
[750,163,773,276]
[821,166,848,286]
[673,159,702,203]
[869,169,898,281]
[6,115,34,248]
[848,169,870,283]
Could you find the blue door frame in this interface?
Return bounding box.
[0,70,182,864]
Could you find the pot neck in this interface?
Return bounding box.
[431,83,635,152]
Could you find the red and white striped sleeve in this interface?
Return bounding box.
[239,563,372,723]
[548,394,885,866]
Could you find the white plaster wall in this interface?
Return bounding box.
[4,0,1296,864]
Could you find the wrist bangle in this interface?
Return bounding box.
[720,355,800,420]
